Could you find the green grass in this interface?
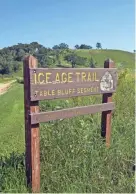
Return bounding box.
[0,84,24,155]
[0,49,135,193]
[0,77,14,84]
[58,49,134,69]
[75,49,135,69]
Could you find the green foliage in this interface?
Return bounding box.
[0,42,53,76]
[79,44,92,49]
[75,44,92,49]
[75,44,80,49]
[0,42,134,79]
[16,77,24,84]
[64,53,88,67]
[0,63,12,76]
[12,62,21,72]
[96,42,102,49]
[52,43,69,50]
[75,49,134,69]
[52,45,60,50]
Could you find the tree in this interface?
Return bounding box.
[64,53,88,68]
[0,42,57,72]
[96,42,102,49]
[52,43,69,50]
[0,62,12,76]
[0,41,96,72]
[12,62,20,72]
[75,44,80,49]
[52,45,60,50]
[79,44,92,49]
[59,43,69,50]
[64,53,77,68]
[16,48,25,61]
[88,45,93,49]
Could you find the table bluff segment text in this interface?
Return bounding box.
[35,86,99,97]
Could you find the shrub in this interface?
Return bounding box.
[16,77,24,84]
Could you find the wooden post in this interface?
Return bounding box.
[101,59,115,147]
[23,55,40,193]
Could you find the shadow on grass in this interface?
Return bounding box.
[0,152,28,193]
[0,152,25,168]
[56,64,71,68]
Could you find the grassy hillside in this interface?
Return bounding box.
[75,49,134,69]
[0,49,135,84]
[0,67,135,192]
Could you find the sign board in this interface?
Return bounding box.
[23,56,117,193]
[30,68,117,101]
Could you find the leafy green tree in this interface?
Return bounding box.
[52,43,69,50]
[0,41,95,73]
[79,44,92,49]
[64,53,76,67]
[0,62,12,76]
[52,45,60,50]
[59,43,69,50]
[12,62,20,72]
[75,44,80,49]
[96,42,102,49]
[64,53,88,67]
[16,48,26,61]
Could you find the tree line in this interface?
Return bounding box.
[0,42,100,77]
[52,42,102,50]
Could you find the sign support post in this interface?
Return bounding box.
[101,59,115,147]
[23,56,40,193]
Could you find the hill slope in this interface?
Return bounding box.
[75,49,134,69]
[0,42,135,84]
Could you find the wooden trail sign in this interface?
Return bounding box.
[23,56,117,193]
[30,68,117,101]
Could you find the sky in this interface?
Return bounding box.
[0,0,135,52]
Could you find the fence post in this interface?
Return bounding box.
[101,58,115,147]
[23,55,40,193]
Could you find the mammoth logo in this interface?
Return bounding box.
[100,71,113,91]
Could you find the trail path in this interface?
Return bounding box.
[0,80,16,95]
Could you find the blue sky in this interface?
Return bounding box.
[0,0,134,51]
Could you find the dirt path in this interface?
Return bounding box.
[0,80,16,95]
